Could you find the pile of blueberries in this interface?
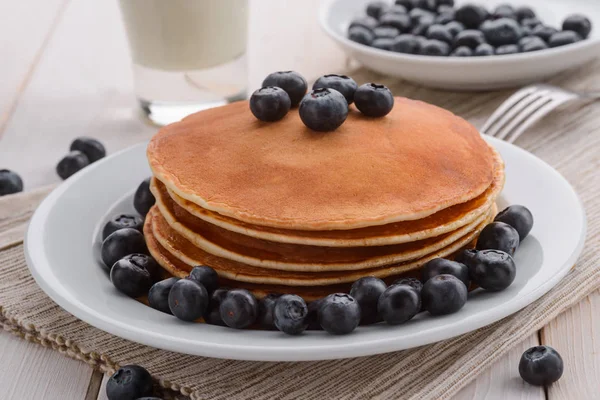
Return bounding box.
[0,137,106,197]
[348,1,593,56]
[249,71,394,132]
[102,178,536,337]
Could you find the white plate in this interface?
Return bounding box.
[25,136,586,361]
[320,0,600,90]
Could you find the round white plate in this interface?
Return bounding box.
[320,0,600,90]
[25,136,586,361]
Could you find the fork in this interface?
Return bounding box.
[481,84,600,143]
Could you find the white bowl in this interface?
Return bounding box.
[319,0,600,90]
[24,136,586,361]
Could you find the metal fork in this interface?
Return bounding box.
[481,84,600,143]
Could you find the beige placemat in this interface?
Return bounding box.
[1,64,600,400]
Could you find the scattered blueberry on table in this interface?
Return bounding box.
[70,136,106,163]
[56,150,90,180]
[348,1,592,56]
[106,365,153,400]
[519,345,564,386]
[0,169,23,196]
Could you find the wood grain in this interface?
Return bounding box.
[0,332,93,400]
[543,290,600,400]
[85,370,104,400]
[452,334,545,400]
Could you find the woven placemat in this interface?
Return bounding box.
[1,64,600,400]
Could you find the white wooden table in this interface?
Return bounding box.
[1,1,598,399]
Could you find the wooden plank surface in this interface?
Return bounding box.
[0,332,93,400]
[543,289,600,400]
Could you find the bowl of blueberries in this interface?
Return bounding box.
[319,0,600,90]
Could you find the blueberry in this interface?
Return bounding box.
[389,4,409,15]
[204,288,228,326]
[70,137,106,163]
[377,284,420,325]
[532,25,558,42]
[188,265,219,294]
[366,1,391,19]
[110,254,157,298]
[411,15,435,36]
[477,221,520,255]
[379,12,412,33]
[494,205,534,241]
[413,0,436,12]
[249,87,291,122]
[549,31,582,48]
[168,278,208,322]
[455,4,489,29]
[464,249,516,291]
[349,26,375,45]
[148,277,179,314]
[521,26,534,37]
[373,26,400,39]
[455,248,478,266]
[354,83,394,118]
[409,8,435,25]
[394,33,424,53]
[395,0,414,11]
[450,46,473,57]
[516,7,536,22]
[258,293,281,329]
[495,44,520,55]
[350,277,387,325]
[519,346,564,386]
[106,365,153,400]
[306,298,324,330]
[274,294,309,335]
[422,258,469,287]
[318,293,361,335]
[101,228,148,270]
[349,16,379,31]
[133,178,155,217]
[313,74,358,105]
[521,17,542,30]
[454,29,486,49]
[393,277,423,293]
[421,39,450,56]
[492,4,516,21]
[521,36,548,52]
[435,12,455,25]
[372,37,395,50]
[421,274,467,316]
[481,18,523,46]
[102,214,144,240]
[474,43,495,56]
[427,24,453,44]
[0,169,23,196]
[299,88,348,132]
[563,14,592,39]
[262,71,308,107]
[445,21,465,37]
[220,289,258,329]
[56,150,90,180]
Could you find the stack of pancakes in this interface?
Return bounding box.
[144,98,504,301]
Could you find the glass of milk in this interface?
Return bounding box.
[119,0,248,125]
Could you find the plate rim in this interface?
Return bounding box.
[24,137,587,361]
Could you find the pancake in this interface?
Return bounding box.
[153,185,492,270]
[147,206,495,286]
[157,144,503,247]
[148,98,494,230]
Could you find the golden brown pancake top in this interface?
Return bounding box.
[148,98,494,230]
